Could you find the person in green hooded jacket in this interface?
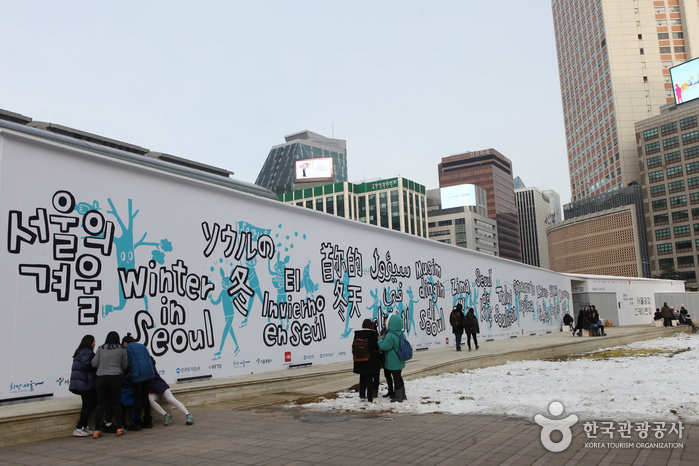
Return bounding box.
[378,314,407,402]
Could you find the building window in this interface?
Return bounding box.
[648,169,664,182]
[677,242,693,253]
[336,194,345,218]
[681,116,697,130]
[673,32,684,39]
[647,155,662,168]
[675,46,686,53]
[685,146,699,160]
[678,255,695,267]
[660,46,672,54]
[662,122,677,135]
[657,20,668,27]
[645,141,661,154]
[658,33,669,40]
[665,151,681,164]
[652,199,668,211]
[656,228,671,240]
[643,128,659,140]
[650,184,666,197]
[658,243,673,254]
[675,225,691,237]
[667,166,683,178]
[654,213,670,225]
[659,258,674,269]
[662,61,674,69]
[368,193,377,226]
[683,131,699,145]
[674,210,689,222]
[688,161,699,175]
[664,136,680,150]
[668,180,685,193]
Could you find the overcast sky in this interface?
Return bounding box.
[0,1,571,203]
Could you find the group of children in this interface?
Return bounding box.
[68,332,193,438]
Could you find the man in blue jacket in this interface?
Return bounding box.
[122,334,155,430]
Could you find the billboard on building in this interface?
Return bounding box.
[294,157,333,183]
[441,184,477,209]
[670,57,699,106]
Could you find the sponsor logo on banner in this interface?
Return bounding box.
[285,352,291,362]
[303,354,314,360]
[256,358,272,365]
[10,380,45,394]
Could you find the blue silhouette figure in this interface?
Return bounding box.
[405,287,419,337]
[211,267,241,360]
[301,261,319,298]
[103,199,167,317]
[239,257,262,328]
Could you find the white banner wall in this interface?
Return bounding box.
[0,130,571,400]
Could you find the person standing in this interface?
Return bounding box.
[352,319,380,403]
[462,308,480,351]
[661,302,673,327]
[449,303,465,351]
[91,331,128,438]
[122,334,155,430]
[69,335,97,437]
[378,314,407,403]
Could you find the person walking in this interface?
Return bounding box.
[69,334,97,437]
[449,303,465,351]
[462,307,480,351]
[378,314,407,403]
[352,319,380,403]
[91,331,128,438]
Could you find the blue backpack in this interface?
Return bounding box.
[389,331,413,361]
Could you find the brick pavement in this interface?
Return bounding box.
[1,407,695,465]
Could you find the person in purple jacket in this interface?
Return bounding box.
[69,334,97,437]
[148,358,194,426]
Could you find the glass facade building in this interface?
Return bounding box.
[279,177,427,238]
[438,149,522,262]
[256,131,347,195]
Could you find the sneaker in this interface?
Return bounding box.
[73,428,89,437]
[476,345,479,350]
[186,414,194,425]
[116,428,124,437]
[92,430,101,439]
[81,427,94,435]
[164,413,174,426]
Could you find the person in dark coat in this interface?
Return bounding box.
[122,333,155,430]
[574,307,588,336]
[353,319,380,402]
[661,302,673,327]
[449,303,465,351]
[69,334,97,437]
[462,308,480,351]
[563,313,574,331]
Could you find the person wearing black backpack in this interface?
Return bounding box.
[378,314,407,403]
[352,319,380,403]
[449,303,465,351]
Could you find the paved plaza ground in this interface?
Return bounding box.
[2,325,696,465]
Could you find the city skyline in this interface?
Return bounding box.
[0,1,570,202]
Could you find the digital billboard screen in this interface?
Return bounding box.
[670,57,699,106]
[441,184,477,209]
[294,157,333,183]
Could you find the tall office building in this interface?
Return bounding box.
[636,99,699,288]
[426,185,499,256]
[256,131,347,195]
[552,0,699,201]
[438,149,522,262]
[515,186,557,269]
